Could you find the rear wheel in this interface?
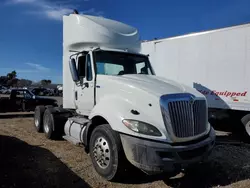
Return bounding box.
[43,108,57,139]
[34,106,45,132]
[89,124,127,181]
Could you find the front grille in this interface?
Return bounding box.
[160,94,207,139]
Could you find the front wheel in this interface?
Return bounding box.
[89,124,127,181]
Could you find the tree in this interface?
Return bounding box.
[41,79,52,86]
[0,76,8,86]
[7,71,17,80]
[0,71,18,87]
[7,78,19,87]
[17,79,32,87]
[1,71,34,88]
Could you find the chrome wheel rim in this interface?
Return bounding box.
[93,137,111,169]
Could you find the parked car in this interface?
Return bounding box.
[0,86,8,94]
[31,88,50,96]
[0,89,11,94]
[0,89,58,112]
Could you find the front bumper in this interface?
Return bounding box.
[120,127,216,174]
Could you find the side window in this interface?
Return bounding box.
[77,56,86,78]
[96,62,105,74]
[96,62,124,75]
[16,91,24,98]
[136,62,151,74]
[106,63,124,75]
[86,54,93,81]
[24,91,32,99]
[136,62,145,72]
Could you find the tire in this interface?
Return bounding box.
[43,108,57,139]
[34,106,45,132]
[89,124,127,181]
[241,114,250,137]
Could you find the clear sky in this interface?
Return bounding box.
[1,0,250,84]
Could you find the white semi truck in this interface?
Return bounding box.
[34,13,215,181]
[141,23,250,137]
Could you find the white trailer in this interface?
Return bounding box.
[33,12,215,181]
[141,23,250,136]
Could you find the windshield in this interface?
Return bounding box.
[94,51,154,76]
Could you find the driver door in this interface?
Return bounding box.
[22,90,35,111]
[74,52,95,115]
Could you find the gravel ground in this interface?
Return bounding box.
[0,117,250,188]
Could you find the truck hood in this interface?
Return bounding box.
[95,74,206,142]
[108,74,203,97]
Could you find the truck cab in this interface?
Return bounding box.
[34,13,215,181]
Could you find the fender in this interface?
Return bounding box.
[83,93,170,152]
[82,120,93,152]
[46,106,73,131]
[83,95,141,152]
[86,95,168,143]
[89,95,145,136]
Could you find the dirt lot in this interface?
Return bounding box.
[1,116,250,188]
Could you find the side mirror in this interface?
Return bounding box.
[69,59,80,82]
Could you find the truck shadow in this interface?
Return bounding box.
[0,135,91,188]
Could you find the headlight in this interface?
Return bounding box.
[122,119,162,137]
